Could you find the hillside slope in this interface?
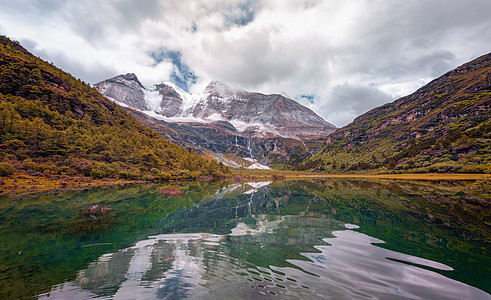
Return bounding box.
[0,36,228,180]
[298,52,491,173]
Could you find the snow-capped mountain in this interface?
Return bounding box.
[95,74,336,140]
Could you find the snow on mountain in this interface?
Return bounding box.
[141,110,207,124]
[94,74,336,140]
[142,86,162,111]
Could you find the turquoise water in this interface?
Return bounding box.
[0,179,489,299]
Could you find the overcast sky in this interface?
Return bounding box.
[1,0,490,127]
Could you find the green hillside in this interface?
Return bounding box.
[297,53,491,174]
[0,36,229,180]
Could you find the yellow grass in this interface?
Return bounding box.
[290,173,488,181]
[1,170,488,197]
[0,171,137,197]
[231,169,488,181]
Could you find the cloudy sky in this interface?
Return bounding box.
[1,0,490,127]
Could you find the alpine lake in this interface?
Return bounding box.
[0,178,489,299]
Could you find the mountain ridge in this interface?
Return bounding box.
[297,52,491,173]
[95,74,336,140]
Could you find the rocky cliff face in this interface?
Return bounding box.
[94,76,335,140]
[190,81,334,139]
[123,105,325,168]
[94,75,335,165]
[155,83,183,117]
[298,52,491,173]
[95,73,149,111]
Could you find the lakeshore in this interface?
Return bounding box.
[1,170,489,197]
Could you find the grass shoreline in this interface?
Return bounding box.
[1,170,488,197]
[0,171,140,197]
[278,173,488,180]
[230,168,489,180]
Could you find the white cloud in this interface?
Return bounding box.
[379,79,432,99]
[1,0,490,126]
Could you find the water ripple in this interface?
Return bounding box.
[39,218,489,299]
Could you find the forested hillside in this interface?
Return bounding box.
[297,52,491,174]
[0,36,229,180]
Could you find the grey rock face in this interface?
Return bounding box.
[127,108,325,160]
[94,73,149,111]
[192,81,336,139]
[155,83,183,117]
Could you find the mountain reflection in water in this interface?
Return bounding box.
[42,216,486,299]
[0,179,489,299]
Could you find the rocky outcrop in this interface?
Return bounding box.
[155,83,183,117]
[95,73,149,111]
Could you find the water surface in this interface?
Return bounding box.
[0,179,489,299]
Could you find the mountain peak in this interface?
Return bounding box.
[121,73,139,81]
[205,80,232,94]
[206,80,227,87]
[94,73,148,110]
[103,73,145,89]
[96,75,337,139]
